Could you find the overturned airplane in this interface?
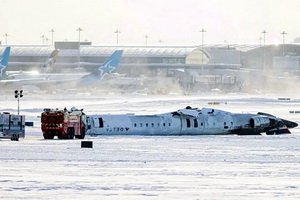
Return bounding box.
[87,107,298,136]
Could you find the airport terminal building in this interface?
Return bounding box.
[1,42,300,92]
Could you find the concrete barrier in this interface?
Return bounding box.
[81,141,93,148]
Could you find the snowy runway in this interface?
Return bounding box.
[0,93,300,199]
[1,135,300,199]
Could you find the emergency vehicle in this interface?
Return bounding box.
[41,107,87,139]
[0,112,25,141]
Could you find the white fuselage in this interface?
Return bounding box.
[86,108,259,136]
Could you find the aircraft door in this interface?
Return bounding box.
[197,117,205,134]
[87,117,91,130]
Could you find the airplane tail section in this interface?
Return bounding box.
[94,50,123,79]
[0,47,11,79]
[79,50,123,85]
[41,49,59,73]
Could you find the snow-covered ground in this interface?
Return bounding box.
[0,92,300,199]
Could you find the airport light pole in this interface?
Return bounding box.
[281,31,287,56]
[158,40,163,45]
[259,37,262,47]
[14,90,23,115]
[41,35,45,45]
[114,30,121,45]
[200,28,206,75]
[3,33,9,45]
[262,30,267,71]
[145,35,148,46]
[76,27,83,68]
[49,29,55,46]
[224,40,229,50]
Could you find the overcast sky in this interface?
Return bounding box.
[1,0,300,46]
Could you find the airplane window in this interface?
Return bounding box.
[151,123,154,127]
[157,123,160,127]
[201,122,203,126]
[163,123,165,127]
[169,123,171,126]
[186,119,191,128]
[194,119,198,128]
[146,123,148,127]
[140,123,143,127]
[134,123,137,127]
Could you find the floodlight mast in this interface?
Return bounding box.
[262,30,267,71]
[114,30,121,46]
[199,28,206,75]
[49,29,55,46]
[14,90,23,115]
[76,27,83,68]
[281,31,287,56]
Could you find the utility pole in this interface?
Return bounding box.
[49,29,55,46]
[76,27,83,68]
[14,90,23,115]
[200,28,206,75]
[114,30,121,45]
[281,31,287,56]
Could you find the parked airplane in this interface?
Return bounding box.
[1,50,124,89]
[86,107,298,136]
[0,47,11,79]
[1,48,59,80]
[40,49,59,73]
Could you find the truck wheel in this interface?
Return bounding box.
[68,133,74,139]
[10,134,19,141]
[77,128,85,139]
[78,133,85,139]
[67,127,75,139]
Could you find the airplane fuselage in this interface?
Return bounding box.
[86,107,298,136]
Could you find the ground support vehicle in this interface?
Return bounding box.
[0,112,25,141]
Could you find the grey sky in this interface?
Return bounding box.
[1,0,299,45]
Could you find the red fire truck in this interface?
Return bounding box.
[41,107,87,139]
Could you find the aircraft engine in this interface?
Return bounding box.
[249,116,270,129]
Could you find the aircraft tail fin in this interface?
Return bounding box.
[94,50,123,79]
[78,50,123,85]
[41,49,59,73]
[0,46,11,79]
